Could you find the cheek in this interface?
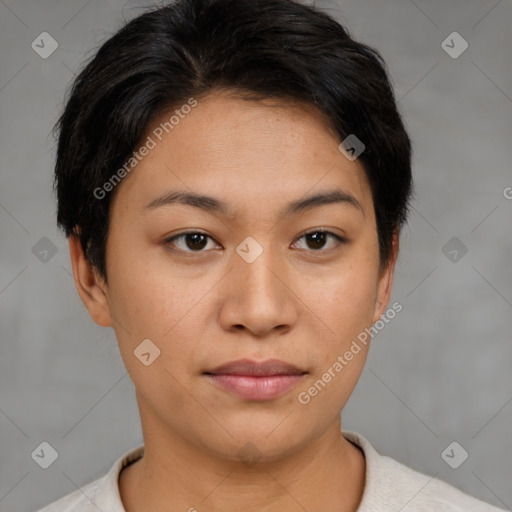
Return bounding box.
[299,266,376,414]
[105,244,219,375]
[105,262,198,403]
[314,262,378,340]
[108,266,194,341]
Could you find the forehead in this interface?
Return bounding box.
[110,89,373,219]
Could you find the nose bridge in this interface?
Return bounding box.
[218,235,298,335]
[234,235,284,303]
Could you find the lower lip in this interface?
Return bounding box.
[205,374,305,401]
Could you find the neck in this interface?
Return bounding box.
[119,405,365,512]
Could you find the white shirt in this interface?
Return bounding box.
[36,430,507,511]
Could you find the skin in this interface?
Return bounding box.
[69,88,399,512]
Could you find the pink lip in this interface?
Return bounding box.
[205,374,305,401]
[204,359,307,401]
[205,358,306,376]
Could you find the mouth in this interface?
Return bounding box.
[204,358,307,376]
[203,359,307,401]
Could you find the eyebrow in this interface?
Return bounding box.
[144,188,364,219]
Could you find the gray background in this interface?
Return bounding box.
[1,0,511,510]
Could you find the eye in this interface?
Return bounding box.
[165,231,220,253]
[164,229,346,255]
[292,229,346,251]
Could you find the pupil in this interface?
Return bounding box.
[308,232,326,250]
[187,233,207,250]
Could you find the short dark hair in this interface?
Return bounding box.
[54,0,413,281]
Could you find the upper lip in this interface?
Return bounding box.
[204,358,307,376]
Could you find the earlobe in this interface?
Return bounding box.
[68,233,113,327]
[372,231,399,324]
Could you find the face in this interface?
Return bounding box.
[72,89,397,463]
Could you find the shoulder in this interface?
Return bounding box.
[34,445,145,512]
[34,477,105,512]
[342,430,507,512]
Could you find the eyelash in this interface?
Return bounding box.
[164,229,346,255]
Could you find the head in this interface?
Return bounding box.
[56,0,413,462]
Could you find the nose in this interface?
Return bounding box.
[217,240,299,337]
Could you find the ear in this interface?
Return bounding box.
[372,230,399,324]
[68,232,113,327]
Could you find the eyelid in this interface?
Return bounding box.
[295,227,347,243]
[291,229,346,251]
[164,229,221,252]
[164,228,347,253]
